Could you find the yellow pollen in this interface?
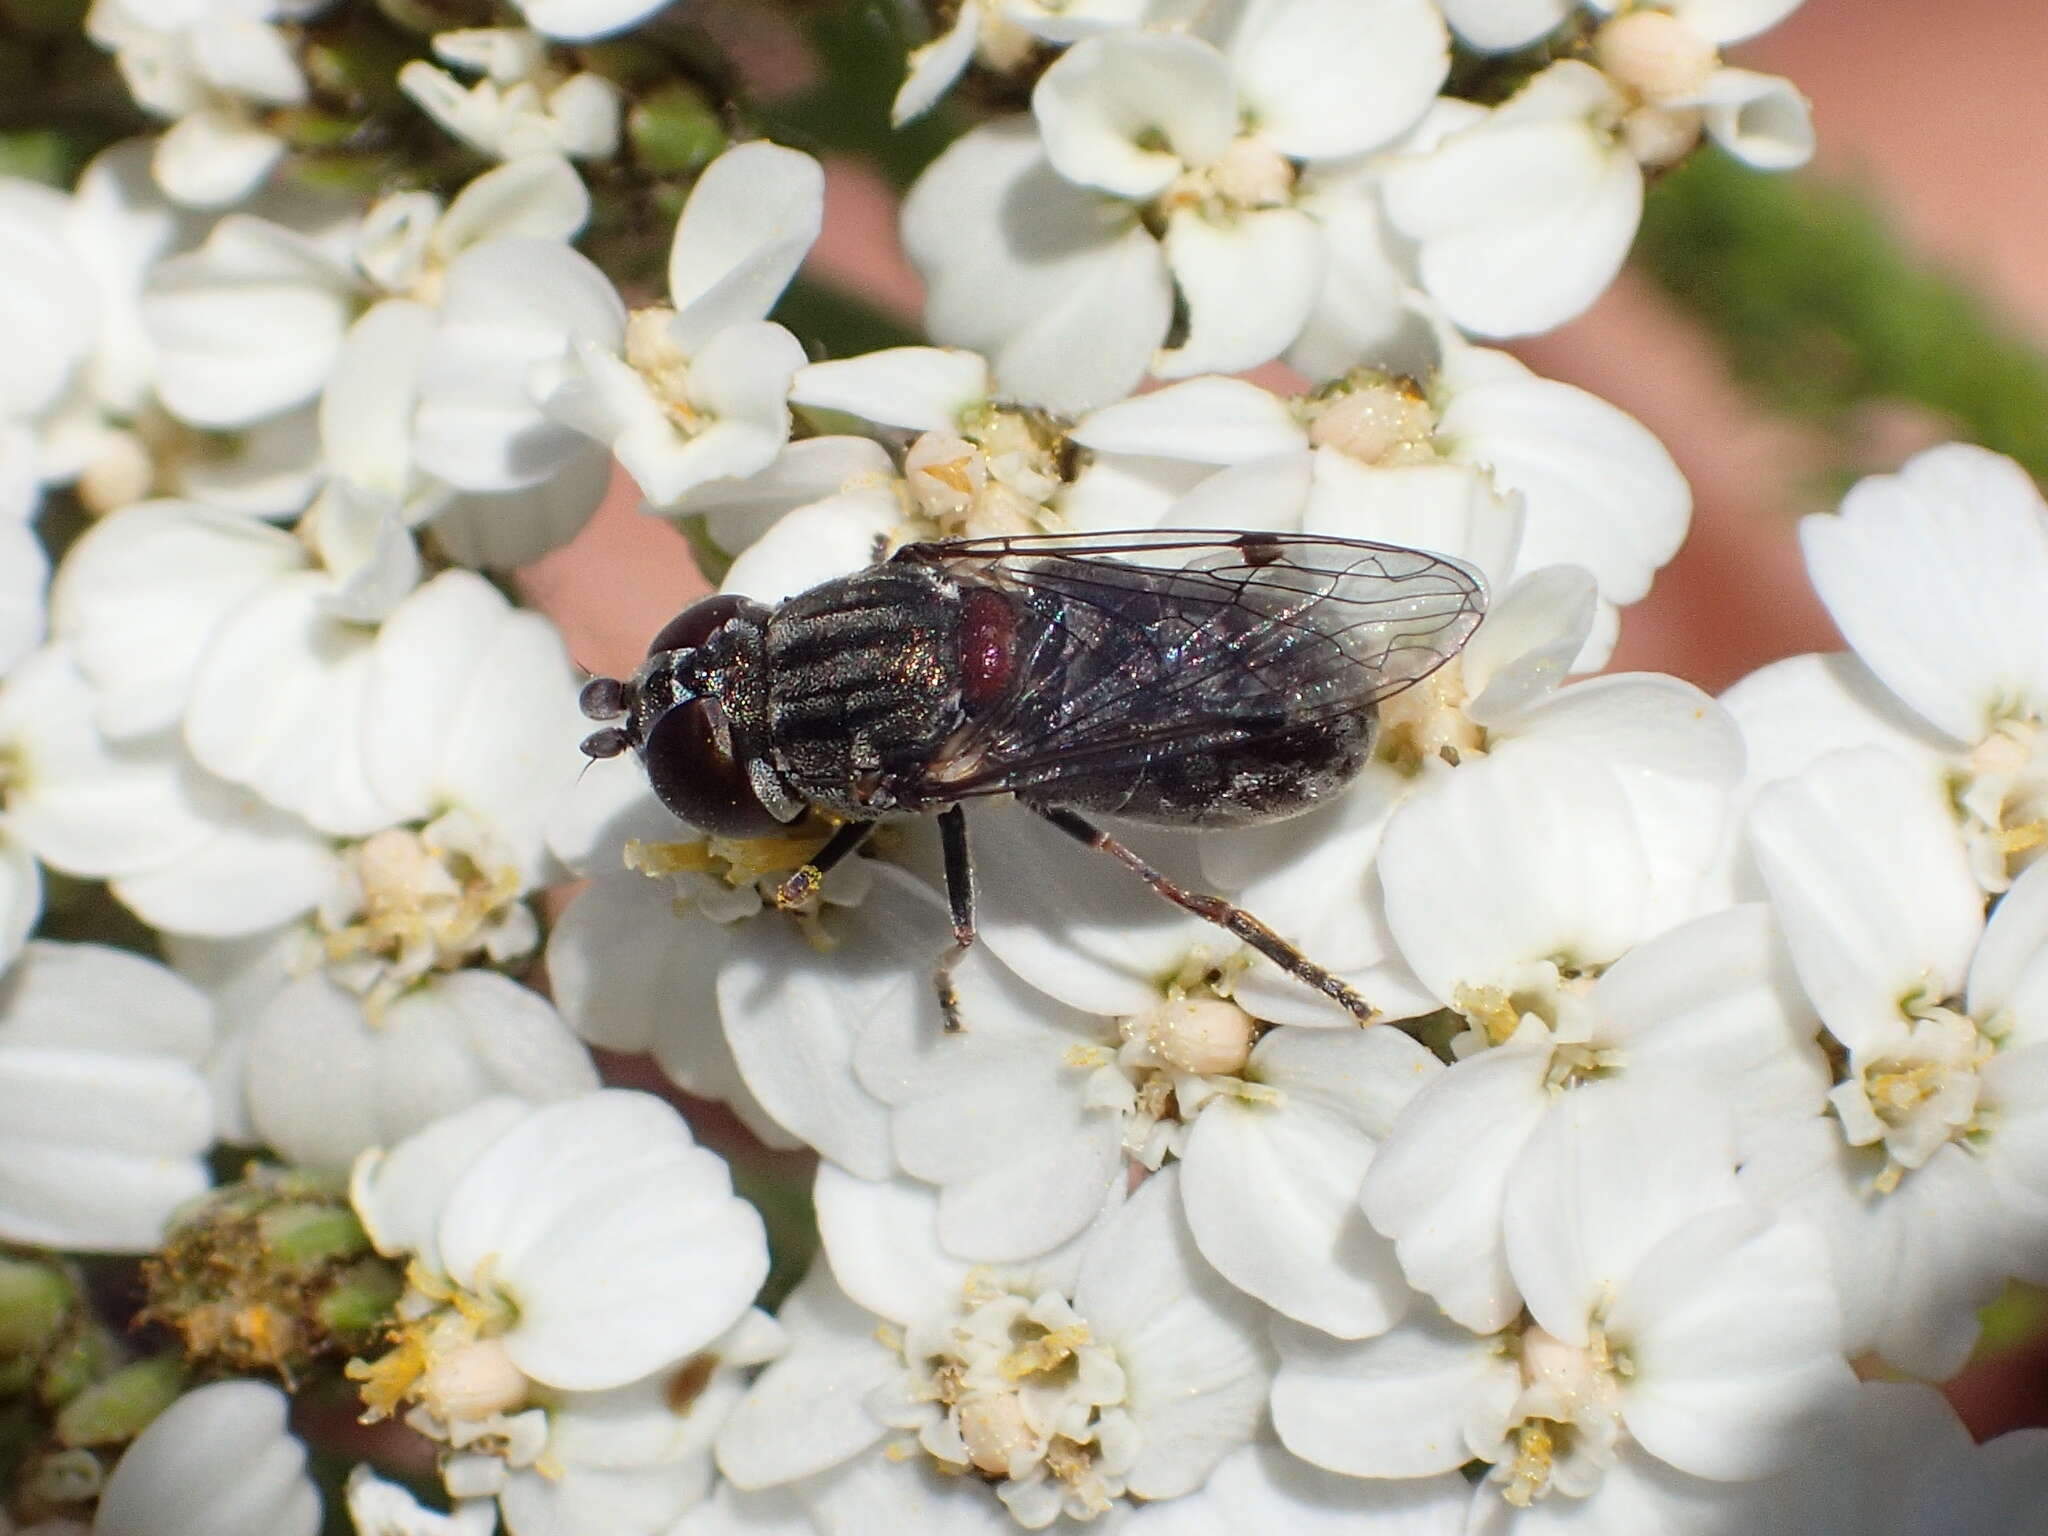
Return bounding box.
[2000,820,2047,855]
[1868,1063,1941,1119]
[1503,1420,1556,1507]
[348,1332,429,1422]
[920,455,977,495]
[1456,984,1524,1047]
[1001,1324,1088,1380]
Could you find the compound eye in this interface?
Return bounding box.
[647,594,765,657]
[643,696,789,837]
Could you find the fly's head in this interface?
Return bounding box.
[579,593,802,837]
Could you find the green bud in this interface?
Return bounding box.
[36,1324,115,1411]
[0,1258,72,1359]
[145,1165,403,1379]
[316,1258,405,1341]
[257,1202,371,1268]
[53,1356,183,1449]
[629,84,728,177]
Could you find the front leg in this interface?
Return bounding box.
[933,804,976,1032]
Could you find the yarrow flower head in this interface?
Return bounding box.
[348,1092,773,1532]
[717,1167,1274,1529]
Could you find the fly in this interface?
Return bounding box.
[578,529,1487,1029]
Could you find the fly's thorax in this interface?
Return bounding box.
[762,562,972,817]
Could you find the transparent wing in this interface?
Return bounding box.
[889,528,1486,800]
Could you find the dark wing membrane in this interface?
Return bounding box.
[890,529,1485,801]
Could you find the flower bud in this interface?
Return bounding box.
[1596,11,1717,102]
[1130,996,1257,1077]
[417,1337,528,1422]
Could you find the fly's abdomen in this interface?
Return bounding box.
[763,563,964,814]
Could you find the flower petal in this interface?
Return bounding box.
[439,1090,767,1390]
[668,142,825,353]
[1800,444,2048,744]
[1224,0,1447,160]
[1748,747,1983,1056]
[1154,205,1323,379]
[1032,32,1235,199]
[1182,1025,1436,1336]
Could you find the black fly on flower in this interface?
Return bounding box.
[579,529,1486,1028]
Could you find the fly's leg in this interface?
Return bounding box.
[769,819,875,911]
[934,805,976,1033]
[1031,804,1378,1025]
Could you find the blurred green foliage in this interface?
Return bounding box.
[1640,149,2048,483]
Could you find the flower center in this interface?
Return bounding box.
[1373,664,1484,775]
[1952,715,2048,890]
[1828,1001,1994,1193]
[1491,1321,1624,1507]
[350,1262,523,1428]
[622,816,877,942]
[1594,10,1714,169]
[1160,135,1296,217]
[1303,377,1440,467]
[1450,959,1606,1064]
[879,1276,1138,1527]
[624,307,700,424]
[1062,961,1274,1167]
[314,815,533,1016]
[898,411,1065,542]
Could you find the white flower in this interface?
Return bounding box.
[892,0,1167,126]
[545,760,919,1174]
[1734,1380,2048,1535]
[1744,745,2048,1377]
[85,0,330,208]
[1383,44,1809,338]
[1066,348,1689,667]
[418,140,820,510]
[60,495,583,844]
[857,853,1442,1334]
[241,968,597,1171]
[0,144,188,496]
[0,940,214,1251]
[400,29,622,162]
[345,1468,495,1536]
[146,153,589,436]
[349,1092,770,1529]
[1274,1081,1852,1531]
[94,1380,319,1536]
[510,0,671,43]
[687,1443,1469,1533]
[717,1167,1270,1529]
[903,0,1449,411]
[1443,0,1807,54]
[1363,900,1824,1334]
[785,345,1081,545]
[1723,443,2048,894]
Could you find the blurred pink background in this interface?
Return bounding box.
[518,0,2048,1432]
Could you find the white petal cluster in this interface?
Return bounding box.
[1722,442,2048,1377]
[84,0,330,207]
[400,30,622,163]
[0,940,215,1251]
[416,140,822,514]
[4,6,2041,1535]
[348,1091,773,1536]
[901,0,1812,409]
[94,1380,319,1536]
